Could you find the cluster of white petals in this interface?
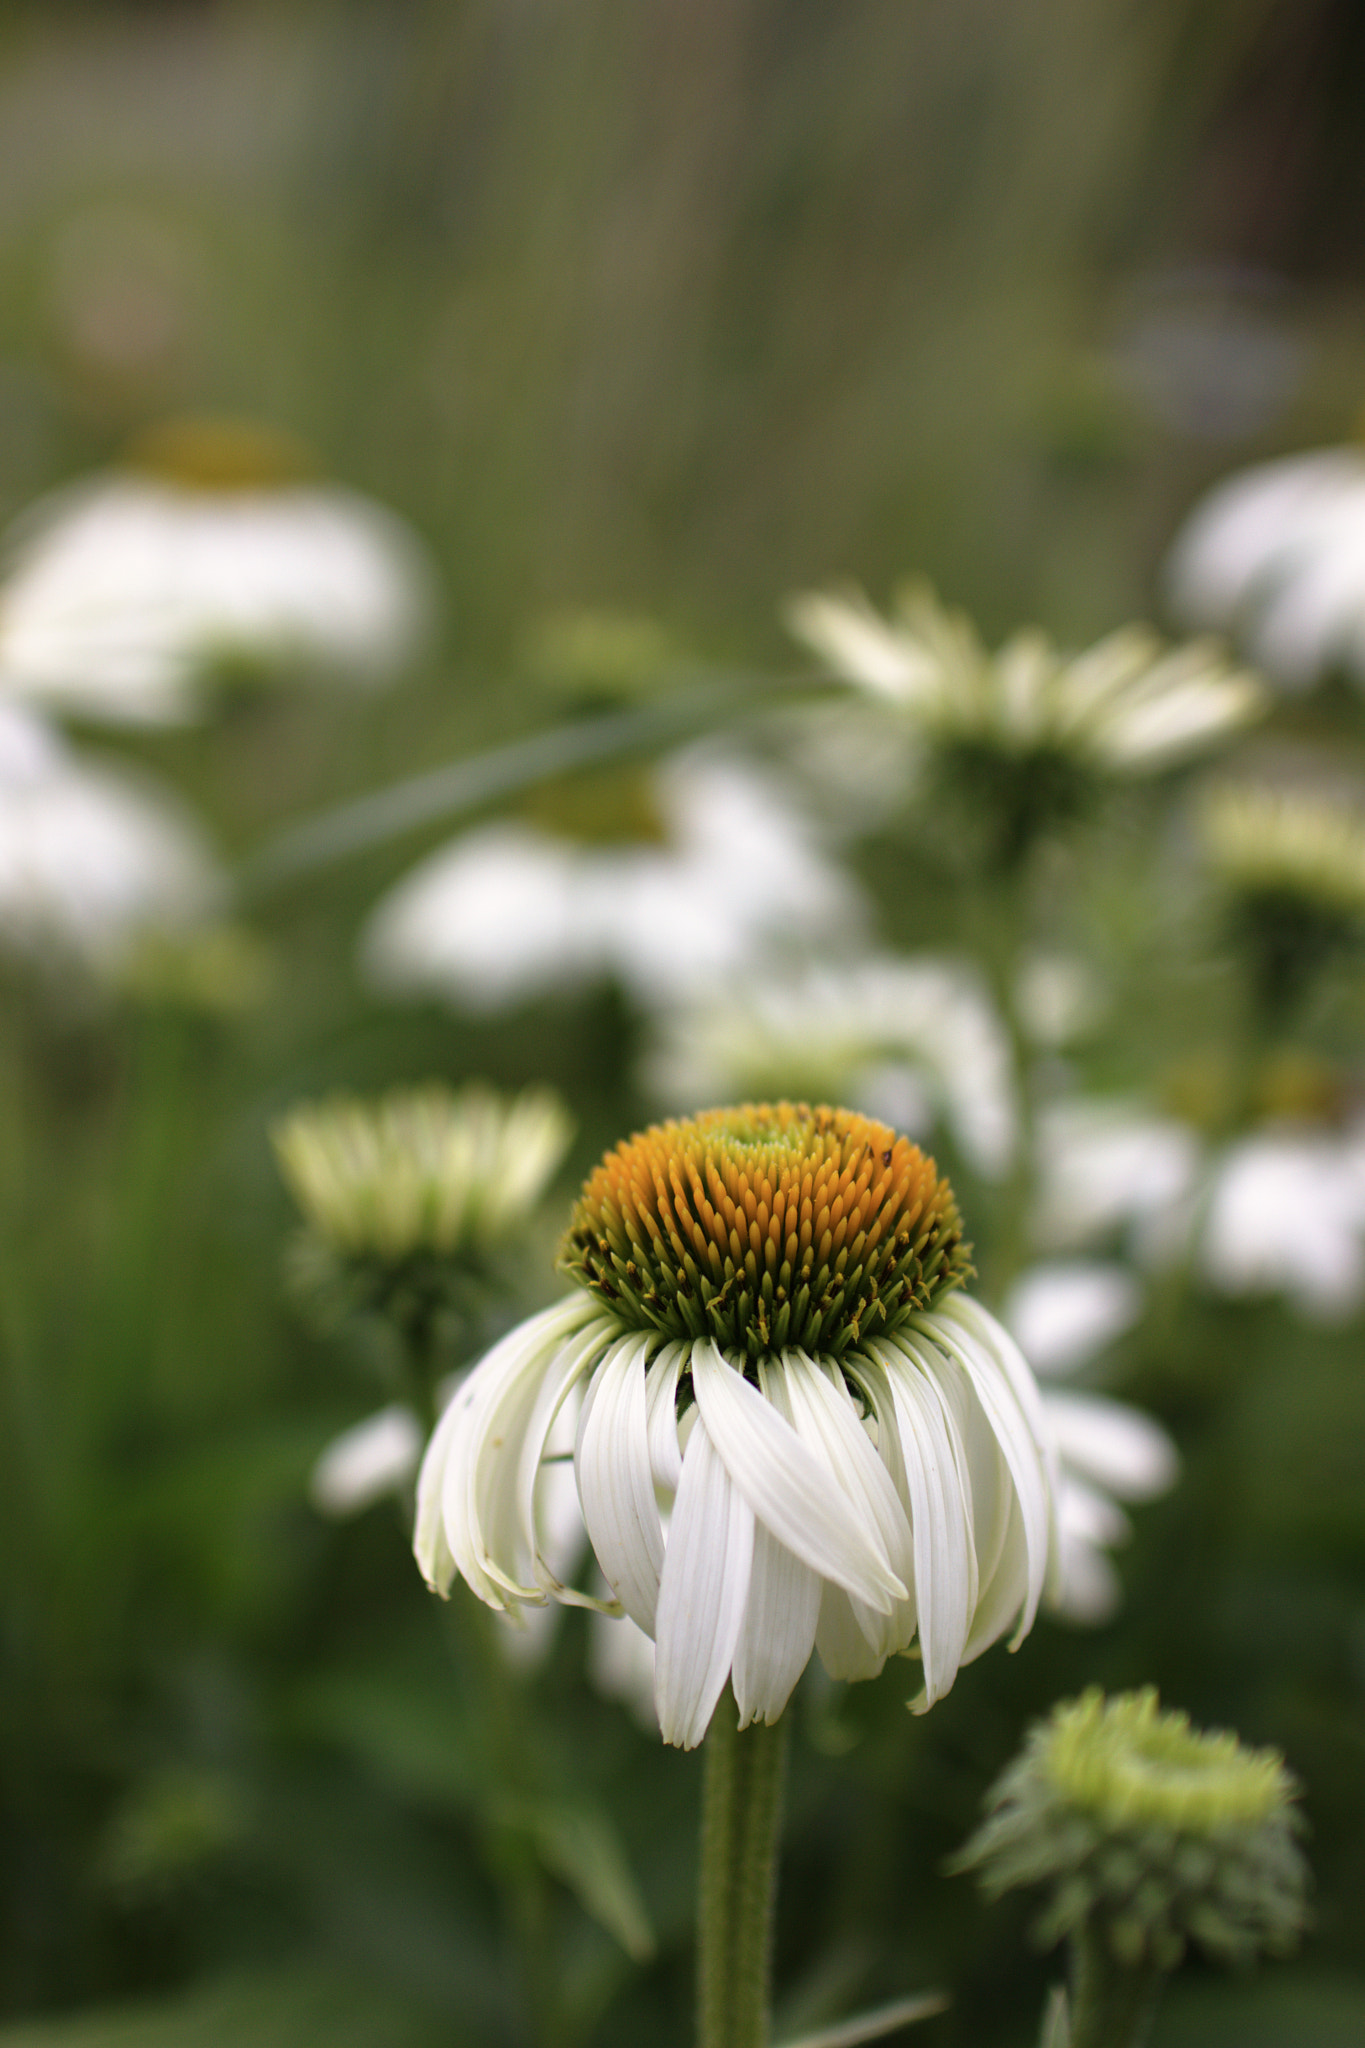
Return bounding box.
[273,1082,573,1263]
[362,748,863,1013]
[786,582,1265,773]
[415,1287,1055,1748]
[0,469,434,726]
[641,953,1017,1179]
[1166,448,1365,690]
[0,702,219,973]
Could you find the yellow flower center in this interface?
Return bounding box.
[1044,1689,1289,1836]
[560,1101,969,1359]
[125,416,316,491]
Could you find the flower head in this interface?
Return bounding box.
[956,1688,1309,1969]
[1203,780,1365,1015]
[273,1082,573,1340]
[415,1102,1056,1748]
[787,581,1265,779]
[0,417,434,726]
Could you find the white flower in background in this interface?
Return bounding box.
[362,747,863,1013]
[0,418,434,727]
[1003,1262,1176,1625]
[1202,1122,1365,1321]
[786,581,1265,774]
[309,1403,425,1518]
[415,1103,1056,1748]
[1033,1098,1202,1264]
[641,953,1017,1179]
[273,1082,574,1267]
[0,700,219,973]
[1035,1093,1365,1324]
[1166,448,1365,690]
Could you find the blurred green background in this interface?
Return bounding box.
[4,3,1365,2044]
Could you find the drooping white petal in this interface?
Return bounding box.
[863,1335,977,1707]
[814,1580,891,1682]
[928,1295,1055,1641]
[690,1341,906,1611]
[512,1320,613,1606]
[417,1293,605,1608]
[1003,1261,1142,1378]
[645,1342,689,1489]
[771,1352,916,1662]
[575,1336,666,1632]
[731,1522,823,1729]
[654,1416,755,1750]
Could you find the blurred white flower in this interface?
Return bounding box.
[1003,1261,1176,1626]
[1036,1093,1365,1324]
[787,582,1265,774]
[0,421,434,726]
[0,701,219,973]
[362,747,864,1013]
[1034,1098,1202,1262]
[1202,1122,1365,1321]
[1165,448,1365,690]
[1003,1261,1143,1379]
[642,952,1017,1179]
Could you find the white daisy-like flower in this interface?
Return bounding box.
[415,1102,1057,1748]
[1033,1098,1203,1265]
[1004,1262,1176,1625]
[1165,447,1365,689]
[641,953,1017,1179]
[0,419,434,727]
[786,581,1265,775]
[273,1082,574,1266]
[361,747,864,1014]
[1201,1121,1365,1321]
[0,700,219,973]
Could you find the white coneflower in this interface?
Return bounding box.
[361,747,863,1014]
[0,700,219,975]
[273,1081,574,1269]
[415,1101,1056,1748]
[1166,446,1365,689]
[787,581,1265,778]
[0,417,434,727]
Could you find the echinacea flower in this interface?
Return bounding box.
[415,1102,1056,1748]
[1165,446,1365,689]
[0,700,219,975]
[0,417,434,726]
[1202,780,1365,1015]
[956,1687,1309,1971]
[362,747,863,1013]
[786,581,1265,780]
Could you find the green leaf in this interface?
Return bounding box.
[1039,1985,1072,2048]
[776,1990,950,2048]
[506,1799,657,1963]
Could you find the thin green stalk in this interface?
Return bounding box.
[1066,1924,1163,2048]
[698,1690,789,2048]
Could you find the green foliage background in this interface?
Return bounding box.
[3,3,1365,2043]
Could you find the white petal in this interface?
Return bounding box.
[731,1522,822,1729]
[772,1352,915,1662]
[417,1294,604,1608]
[690,1341,905,1611]
[654,1417,755,1749]
[645,1342,689,1489]
[1044,1390,1178,1502]
[863,1336,977,1706]
[575,1336,666,1632]
[815,1581,891,1682]
[1003,1261,1142,1378]
[928,1295,1055,1641]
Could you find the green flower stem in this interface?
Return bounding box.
[698,1690,789,2048]
[1067,1924,1163,2048]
